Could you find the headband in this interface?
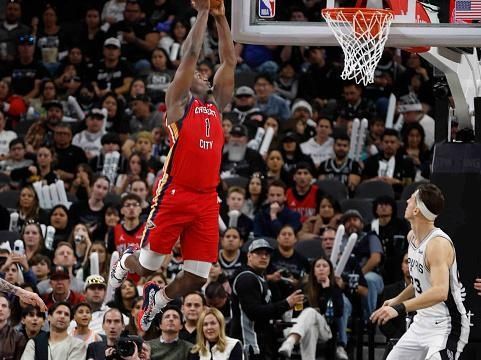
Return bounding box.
[414,190,437,221]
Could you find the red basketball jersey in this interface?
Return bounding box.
[164,98,223,191]
[286,184,319,222]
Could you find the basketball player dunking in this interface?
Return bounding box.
[0,278,47,311]
[371,184,469,360]
[110,0,236,331]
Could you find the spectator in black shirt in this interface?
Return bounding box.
[218,227,246,282]
[0,0,30,64]
[336,82,376,127]
[318,132,362,192]
[25,100,64,151]
[108,0,160,72]
[89,37,133,98]
[73,7,106,64]
[220,187,253,242]
[279,131,314,175]
[179,292,205,345]
[53,122,88,186]
[3,34,49,101]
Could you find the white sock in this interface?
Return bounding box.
[154,288,172,310]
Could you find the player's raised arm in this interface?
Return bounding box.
[211,2,237,111]
[165,0,210,124]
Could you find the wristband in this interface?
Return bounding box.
[391,303,406,317]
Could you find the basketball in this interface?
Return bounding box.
[210,0,222,9]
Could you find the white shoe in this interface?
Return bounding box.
[336,346,349,360]
[109,245,138,289]
[278,339,294,358]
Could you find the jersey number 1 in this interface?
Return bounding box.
[205,119,211,137]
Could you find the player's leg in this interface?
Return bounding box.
[386,323,428,360]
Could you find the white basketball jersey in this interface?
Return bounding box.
[408,228,466,319]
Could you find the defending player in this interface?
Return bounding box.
[0,278,47,311]
[110,0,236,331]
[371,184,469,360]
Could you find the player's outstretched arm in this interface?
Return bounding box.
[0,278,48,311]
[211,3,236,111]
[165,0,210,124]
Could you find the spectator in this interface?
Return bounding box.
[400,122,431,180]
[37,242,84,294]
[15,185,47,229]
[299,195,342,241]
[89,132,126,177]
[102,0,126,25]
[336,82,376,124]
[21,220,47,262]
[263,115,282,151]
[1,250,36,286]
[25,100,64,151]
[130,178,151,219]
[128,94,163,133]
[107,278,139,317]
[266,225,310,299]
[0,138,33,177]
[284,99,316,143]
[72,108,107,160]
[205,280,232,330]
[69,175,110,240]
[253,179,302,238]
[108,193,145,253]
[86,307,125,360]
[101,92,130,141]
[378,252,413,340]
[114,152,151,194]
[0,0,30,64]
[370,196,410,285]
[159,18,190,68]
[82,241,111,281]
[148,305,194,360]
[231,86,263,132]
[133,130,162,174]
[89,37,133,98]
[474,278,481,297]
[2,34,49,101]
[220,187,253,242]
[0,292,27,360]
[230,238,304,359]
[218,227,246,281]
[286,162,321,222]
[21,301,86,360]
[0,110,17,159]
[341,210,384,317]
[242,172,267,220]
[30,254,51,283]
[53,48,84,97]
[18,304,46,340]
[68,302,103,344]
[68,223,93,269]
[75,7,106,64]
[278,256,340,359]
[265,149,289,184]
[145,47,175,105]
[363,129,416,197]
[254,74,290,122]
[11,145,58,186]
[180,291,206,344]
[188,308,243,360]
[235,44,279,78]
[53,123,88,186]
[279,131,314,174]
[69,163,93,201]
[221,124,266,178]
[42,265,86,309]
[48,204,71,246]
[300,117,334,169]
[318,132,362,192]
[274,62,298,102]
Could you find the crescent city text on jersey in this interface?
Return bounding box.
[195,106,217,117]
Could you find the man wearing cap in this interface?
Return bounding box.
[363,129,416,197]
[1,34,48,100]
[88,37,133,98]
[129,94,163,133]
[231,238,304,359]
[318,132,362,191]
[42,265,86,309]
[341,209,384,317]
[279,131,314,174]
[231,86,262,129]
[72,108,107,159]
[221,123,266,178]
[25,100,64,151]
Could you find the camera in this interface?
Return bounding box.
[116,334,143,358]
[74,235,84,243]
[279,268,292,278]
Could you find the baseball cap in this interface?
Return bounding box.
[43,100,63,111]
[281,131,298,143]
[341,209,364,224]
[235,86,255,97]
[50,265,70,280]
[230,124,248,137]
[101,132,121,146]
[104,37,121,48]
[291,100,313,117]
[84,274,107,291]
[248,238,274,253]
[88,108,105,119]
[398,94,423,113]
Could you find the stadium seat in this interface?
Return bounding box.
[400,181,429,202]
[224,176,249,190]
[13,120,35,137]
[295,238,325,263]
[354,180,395,200]
[234,71,258,88]
[0,190,20,212]
[104,193,122,207]
[316,179,348,203]
[0,230,21,249]
[340,198,374,223]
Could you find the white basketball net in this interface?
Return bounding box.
[322,9,394,86]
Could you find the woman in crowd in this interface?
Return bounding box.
[107,278,139,317]
[49,204,71,246]
[8,283,41,328]
[69,302,102,344]
[298,195,342,241]
[69,163,94,201]
[159,18,190,68]
[242,172,267,220]
[29,79,59,117]
[125,296,161,340]
[11,146,58,187]
[145,47,175,105]
[114,153,150,195]
[278,256,344,360]
[265,149,289,184]
[188,308,243,360]
[101,92,130,143]
[127,78,147,103]
[218,227,245,282]
[67,223,93,270]
[82,241,110,281]
[400,122,431,180]
[16,185,48,230]
[22,220,48,262]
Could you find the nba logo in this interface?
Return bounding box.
[259,0,276,18]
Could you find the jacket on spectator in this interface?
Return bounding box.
[148,337,193,360]
[0,322,27,360]
[253,203,301,238]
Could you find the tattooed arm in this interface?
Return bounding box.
[0,278,47,311]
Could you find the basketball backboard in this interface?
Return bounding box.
[232,0,481,47]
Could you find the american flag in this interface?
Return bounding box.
[454,0,481,21]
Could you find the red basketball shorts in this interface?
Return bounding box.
[140,181,220,263]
